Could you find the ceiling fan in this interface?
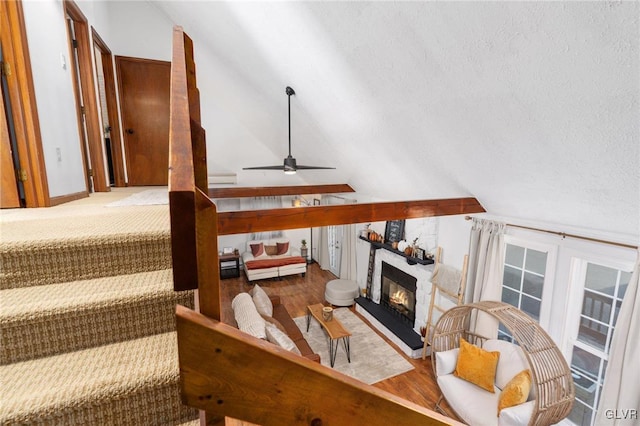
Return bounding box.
[243,86,335,175]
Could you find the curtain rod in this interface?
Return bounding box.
[464,216,638,250]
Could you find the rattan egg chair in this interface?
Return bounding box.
[430,301,575,426]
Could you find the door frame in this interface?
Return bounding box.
[91,27,125,187]
[0,0,49,207]
[115,55,171,186]
[64,0,109,192]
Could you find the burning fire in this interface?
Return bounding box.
[390,289,408,307]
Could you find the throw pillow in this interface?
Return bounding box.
[231,293,266,339]
[265,322,301,355]
[265,245,278,256]
[454,338,500,393]
[251,284,273,317]
[498,370,532,416]
[261,314,287,334]
[434,348,460,377]
[250,242,265,258]
[276,241,289,255]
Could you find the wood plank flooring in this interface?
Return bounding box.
[219,262,457,420]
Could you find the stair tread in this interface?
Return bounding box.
[0,204,169,245]
[0,269,177,319]
[0,332,183,422]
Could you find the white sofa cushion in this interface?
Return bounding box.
[483,339,529,390]
[251,284,273,317]
[231,292,266,339]
[438,374,500,426]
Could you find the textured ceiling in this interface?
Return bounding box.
[152,1,639,239]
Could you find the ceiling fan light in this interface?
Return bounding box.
[284,156,297,174]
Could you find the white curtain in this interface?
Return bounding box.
[595,251,640,425]
[467,219,506,339]
[339,224,357,280]
[318,226,330,270]
[250,197,283,240]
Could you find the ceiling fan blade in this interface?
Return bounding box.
[242,165,285,170]
[295,165,336,170]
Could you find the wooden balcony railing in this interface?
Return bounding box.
[169,25,468,425]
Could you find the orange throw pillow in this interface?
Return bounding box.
[498,369,531,415]
[454,338,500,393]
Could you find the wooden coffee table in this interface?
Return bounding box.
[306,304,352,367]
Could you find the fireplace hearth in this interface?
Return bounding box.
[381,262,417,326]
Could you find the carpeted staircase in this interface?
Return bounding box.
[0,204,199,425]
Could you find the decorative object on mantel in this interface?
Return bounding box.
[360,224,371,238]
[358,235,434,266]
[243,86,335,174]
[384,220,405,243]
[397,240,408,253]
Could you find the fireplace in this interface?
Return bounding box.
[381,262,417,325]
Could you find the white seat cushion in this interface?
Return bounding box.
[438,374,499,426]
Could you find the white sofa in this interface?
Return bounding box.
[434,339,535,426]
[241,240,307,282]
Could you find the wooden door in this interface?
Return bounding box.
[1,81,20,208]
[116,57,170,186]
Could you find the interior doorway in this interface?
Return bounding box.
[116,56,171,186]
[64,0,108,192]
[92,28,125,187]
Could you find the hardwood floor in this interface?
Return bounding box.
[219,262,457,421]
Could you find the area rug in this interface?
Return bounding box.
[106,189,168,207]
[294,308,414,384]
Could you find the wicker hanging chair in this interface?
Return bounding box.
[431,301,575,426]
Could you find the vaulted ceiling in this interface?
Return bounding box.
[150,1,638,239]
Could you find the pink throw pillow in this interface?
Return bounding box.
[276,242,289,255]
[250,243,264,257]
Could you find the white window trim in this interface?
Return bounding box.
[561,253,634,360]
[503,234,558,332]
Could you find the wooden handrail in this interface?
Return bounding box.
[177,305,459,426]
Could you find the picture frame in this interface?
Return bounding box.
[222,247,233,254]
[414,248,425,260]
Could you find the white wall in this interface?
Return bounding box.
[105,2,174,61]
[22,0,86,198]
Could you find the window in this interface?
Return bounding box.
[568,262,631,426]
[499,240,555,341]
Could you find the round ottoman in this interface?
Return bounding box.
[325,279,359,306]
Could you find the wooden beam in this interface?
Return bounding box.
[208,184,355,199]
[176,305,459,426]
[217,197,485,235]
